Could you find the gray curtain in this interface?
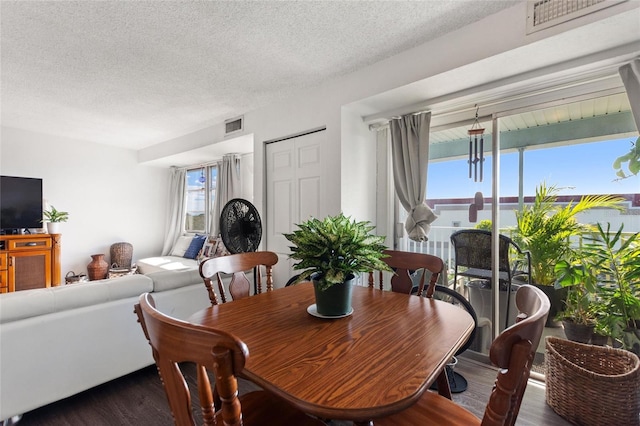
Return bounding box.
[619,58,640,131]
[161,167,186,255]
[389,112,438,242]
[209,154,242,236]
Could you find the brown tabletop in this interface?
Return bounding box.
[188,281,475,422]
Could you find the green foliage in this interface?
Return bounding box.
[42,206,69,223]
[475,220,492,231]
[613,136,640,180]
[554,259,599,325]
[284,213,392,291]
[579,223,640,350]
[513,182,624,285]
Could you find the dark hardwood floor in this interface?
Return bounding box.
[9,357,571,426]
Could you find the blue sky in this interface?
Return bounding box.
[427,137,640,199]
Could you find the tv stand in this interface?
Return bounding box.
[0,234,61,293]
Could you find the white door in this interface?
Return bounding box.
[266,130,326,285]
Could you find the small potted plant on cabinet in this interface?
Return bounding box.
[284,212,392,317]
[42,205,69,234]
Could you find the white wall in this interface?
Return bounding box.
[0,127,169,282]
[240,152,254,203]
[340,105,377,224]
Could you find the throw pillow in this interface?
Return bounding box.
[184,234,207,259]
[170,235,193,257]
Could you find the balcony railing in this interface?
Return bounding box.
[398,225,636,288]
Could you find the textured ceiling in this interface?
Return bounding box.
[0,0,519,150]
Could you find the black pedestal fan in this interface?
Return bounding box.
[219,198,263,293]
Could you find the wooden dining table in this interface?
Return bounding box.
[188,281,475,423]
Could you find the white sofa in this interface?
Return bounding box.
[0,269,209,421]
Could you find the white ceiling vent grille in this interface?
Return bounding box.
[527,0,627,34]
[224,116,244,135]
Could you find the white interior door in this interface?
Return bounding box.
[266,130,325,286]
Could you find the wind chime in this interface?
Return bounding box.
[468,106,485,183]
[468,106,485,223]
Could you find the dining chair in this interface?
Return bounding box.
[368,249,444,296]
[198,251,278,305]
[373,284,550,426]
[134,293,326,426]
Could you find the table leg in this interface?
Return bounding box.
[436,368,452,400]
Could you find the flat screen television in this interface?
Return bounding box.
[0,175,44,232]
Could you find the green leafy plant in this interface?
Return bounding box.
[475,219,492,231]
[284,213,392,291]
[42,206,69,223]
[613,135,640,180]
[580,223,640,352]
[513,182,624,286]
[554,259,599,326]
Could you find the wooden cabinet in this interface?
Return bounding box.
[0,234,61,293]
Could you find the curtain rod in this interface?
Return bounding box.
[173,153,243,171]
[370,113,493,133]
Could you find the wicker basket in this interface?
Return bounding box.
[110,242,133,269]
[545,336,640,426]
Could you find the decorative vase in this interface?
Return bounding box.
[312,273,355,317]
[110,242,133,269]
[87,254,109,281]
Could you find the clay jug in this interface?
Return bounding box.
[87,254,109,281]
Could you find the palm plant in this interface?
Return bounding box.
[513,182,624,286]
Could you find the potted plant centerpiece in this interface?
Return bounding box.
[42,205,69,234]
[284,213,392,317]
[513,182,624,326]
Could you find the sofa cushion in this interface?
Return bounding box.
[183,234,207,259]
[170,235,193,257]
[0,274,153,324]
[136,256,198,274]
[148,269,202,292]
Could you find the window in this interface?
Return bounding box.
[185,165,218,233]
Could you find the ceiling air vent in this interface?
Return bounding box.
[527,0,627,34]
[225,116,244,135]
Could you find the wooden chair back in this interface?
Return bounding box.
[374,284,550,426]
[134,292,248,425]
[134,293,325,426]
[198,251,278,305]
[482,284,549,425]
[368,249,444,296]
